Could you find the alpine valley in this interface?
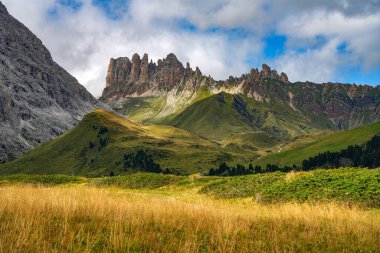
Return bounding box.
[1,0,380,176]
[1,1,380,252]
[2,52,380,175]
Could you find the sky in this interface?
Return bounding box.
[3,0,380,97]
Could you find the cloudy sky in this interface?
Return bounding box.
[3,0,380,97]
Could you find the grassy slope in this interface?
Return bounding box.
[220,131,284,155]
[1,168,379,207]
[0,110,253,176]
[254,121,380,167]
[166,92,335,142]
[167,92,254,141]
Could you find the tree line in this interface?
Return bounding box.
[208,135,380,176]
[208,162,296,176]
[301,135,380,170]
[109,149,174,176]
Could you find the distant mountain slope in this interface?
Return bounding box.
[0,1,101,162]
[253,121,380,167]
[101,53,380,136]
[165,92,336,141]
[220,131,284,155]
[0,110,253,176]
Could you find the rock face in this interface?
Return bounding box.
[101,53,380,131]
[102,55,292,102]
[0,1,101,162]
[102,53,206,101]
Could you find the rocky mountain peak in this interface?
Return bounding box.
[102,53,201,101]
[160,53,184,70]
[142,53,149,63]
[106,57,131,88]
[130,53,141,82]
[165,53,179,62]
[255,64,289,83]
[261,64,271,76]
[101,53,294,102]
[195,66,202,77]
[140,53,149,82]
[243,64,289,86]
[280,72,289,83]
[0,1,7,14]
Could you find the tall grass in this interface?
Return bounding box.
[0,185,379,252]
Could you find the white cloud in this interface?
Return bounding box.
[275,39,341,83]
[2,0,380,97]
[276,9,380,80]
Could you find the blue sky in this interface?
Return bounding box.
[3,0,380,96]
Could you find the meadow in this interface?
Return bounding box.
[0,169,379,252]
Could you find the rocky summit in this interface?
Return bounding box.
[102,53,205,101]
[101,53,380,133]
[101,53,289,102]
[0,1,102,162]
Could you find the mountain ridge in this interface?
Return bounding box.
[101,52,289,101]
[101,53,380,133]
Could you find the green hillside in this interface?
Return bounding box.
[254,121,380,167]
[165,92,336,141]
[0,110,254,176]
[2,108,379,177]
[222,131,282,148]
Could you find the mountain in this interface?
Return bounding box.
[253,120,380,167]
[101,53,211,122]
[0,110,253,176]
[1,109,379,176]
[0,1,102,162]
[101,53,380,139]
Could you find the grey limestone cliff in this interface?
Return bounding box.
[0,1,102,162]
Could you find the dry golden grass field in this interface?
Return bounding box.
[0,183,379,253]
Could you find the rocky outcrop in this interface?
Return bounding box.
[140,53,149,82]
[0,1,102,162]
[101,53,291,102]
[101,53,206,101]
[101,52,380,131]
[280,72,288,83]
